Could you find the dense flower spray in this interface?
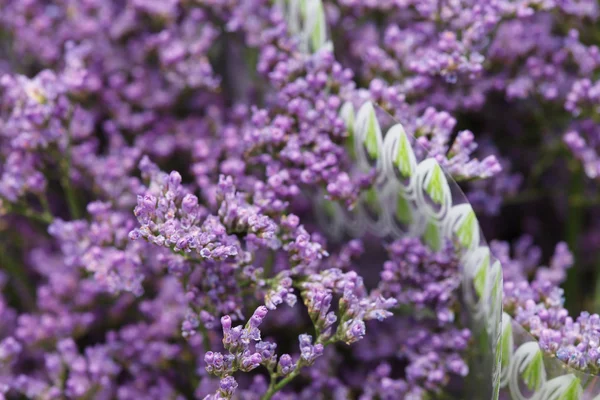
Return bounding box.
[1,0,600,399]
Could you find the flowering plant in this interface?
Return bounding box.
[1,0,600,399]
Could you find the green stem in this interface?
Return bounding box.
[262,362,304,400]
[261,309,338,398]
[37,193,53,217]
[565,165,584,313]
[7,201,53,224]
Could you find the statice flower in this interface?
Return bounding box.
[3,0,600,397]
[467,144,523,215]
[409,107,502,181]
[0,69,92,206]
[50,202,147,296]
[302,268,397,343]
[130,158,238,259]
[244,46,368,208]
[0,70,69,149]
[203,263,397,399]
[403,327,471,391]
[217,175,280,251]
[361,363,421,400]
[496,238,600,372]
[264,271,297,310]
[15,248,99,346]
[0,150,46,202]
[72,126,142,208]
[204,307,268,398]
[0,337,21,364]
[379,238,460,325]
[564,127,600,179]
[150,9,221,91]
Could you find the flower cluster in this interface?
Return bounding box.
[379,238,461,325]
[495,239,600,371]
[1,0,600,398]
[302,268,397,343]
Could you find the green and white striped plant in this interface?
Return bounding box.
[315,101,504,398]
[500,312,599,400]
[278,0,331,54]
[318,101,599,399]
[283,4,597,399]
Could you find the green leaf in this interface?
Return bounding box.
[322,199,336,217]
[500,319,513,371]
[559,377,581,400]
[489,263,502,313]
[425,163,446,205]
[299,0,307,17]
[473,255,489,298]
[492,385,500,400]
[423,220,441,251]
[365,187,381,213]
[493,336,502,400]
[522,350,544,391]
[394,128,412,178]
[364,107,379,160]
[395,196,412,224]
[310,1,325,51]
[340,102,355,136]
[455,209,477,249]
[340,102,355,159]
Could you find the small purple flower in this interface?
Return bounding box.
[277,354,296,376]
[299,334,324,365]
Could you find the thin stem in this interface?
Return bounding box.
[7,201,53,224]
[37,192,53,217]
[262,362,304,400]
[263,371,278,399]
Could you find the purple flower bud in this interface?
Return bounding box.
[181,193,199,214]
[277,354,295,375]
[249,306,268,329]
[218,376,238,398]
[298,334,323,365]
[240,352,262,371]
[168,171,182,189]
[221,316,232,333]
[340,320,366,344]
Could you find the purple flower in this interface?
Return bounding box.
[2,0,600,398]
[299,334,324,365]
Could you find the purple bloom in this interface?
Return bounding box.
[299,334,324,365]
[1,0,600,398]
